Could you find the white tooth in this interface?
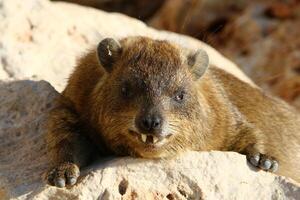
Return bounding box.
[141,134,147,143]
[153,136,159,143]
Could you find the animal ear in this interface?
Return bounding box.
[187,49,209,80]
[97,38,122,73]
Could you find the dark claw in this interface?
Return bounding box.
[270,160,279,172]
[249,154,260,166]
[46,162,80,188]
[67,177,77,186]
[260,158,272,170]
[55,177,66,188]
[247,153,279,172]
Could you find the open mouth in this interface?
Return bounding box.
[129,130,165,145]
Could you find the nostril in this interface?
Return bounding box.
[138,114,163,132]
[152,118,161,129]
[142,118,151,130]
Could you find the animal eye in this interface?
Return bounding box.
[174,91,185,102]
[121,84,132,98]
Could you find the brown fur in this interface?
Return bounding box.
[46,36,300,186]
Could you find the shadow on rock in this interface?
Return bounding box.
[0,80,59,198]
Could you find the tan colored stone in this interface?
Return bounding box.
[0,80,298,200]
[0,79,298,199]
[0,0,254,93]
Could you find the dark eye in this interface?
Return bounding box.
[174,91,185,102]
[121,84,132,98]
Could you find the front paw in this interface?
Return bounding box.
[47,162,80,188]
[247,152,279,172]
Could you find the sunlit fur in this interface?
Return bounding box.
[87,37,212,158]
[48,36,300,183]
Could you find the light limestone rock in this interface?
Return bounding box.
[0,0,255,92]
[33,151,300,200]
[0,80,299,200]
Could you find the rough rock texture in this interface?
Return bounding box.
[0,81,299,200]
[0,0,254,92]
[0,0,300,199]
[0,80,58,200]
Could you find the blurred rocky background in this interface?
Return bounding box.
[52,0,300,110]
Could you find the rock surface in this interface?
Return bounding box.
[0,0,255,92]
[0,0,300,200]
[0,80,58,200]
[0,81,299,200]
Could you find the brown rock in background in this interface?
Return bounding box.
[215,2,300,110]
[148,0,300,110]
[149,0,247,40]
[51,0,165,20]
[265,2,295,19]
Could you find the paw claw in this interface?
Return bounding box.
[247,153,279,172]
[67,177,77,186]
[249,154,260,166]
[260,158,272,170]
[270,160,279,172]
[47,162,80,188]
[55,177,66,188]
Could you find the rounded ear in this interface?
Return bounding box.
[187,49,209,80]
[97,38,122,73]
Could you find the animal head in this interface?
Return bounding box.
[92,37,210,158]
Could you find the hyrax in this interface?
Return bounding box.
[46,36,300,187]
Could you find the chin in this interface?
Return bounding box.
[134,143,179,159]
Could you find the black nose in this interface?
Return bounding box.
[137,114,162,133]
